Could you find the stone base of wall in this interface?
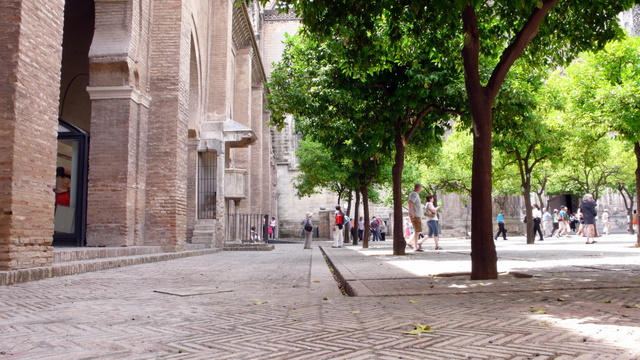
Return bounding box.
[0,245,221,286]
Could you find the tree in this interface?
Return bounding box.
[294,139,349,198]
[259,0,639,278]
[492,66,566,244]
[267,30,463,255]
[554,36,640,245]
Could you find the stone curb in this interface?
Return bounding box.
[0,248,222,286]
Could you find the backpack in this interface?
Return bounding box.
[335,213,343,225]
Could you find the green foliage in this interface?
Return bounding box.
[424,128,473,196]
[293,140,349,197]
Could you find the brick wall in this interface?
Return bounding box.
[145,0,191,251]
[0,0,65,270]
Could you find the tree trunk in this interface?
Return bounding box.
[469,96,498,280]
[523,185,534,244]
[635,142,640,246]
[392,132,407,255]
[353,190,360,246]
[361,186,370,249]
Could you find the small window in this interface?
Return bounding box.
[198,152,217,219]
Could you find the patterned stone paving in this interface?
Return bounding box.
[0,237,639,359]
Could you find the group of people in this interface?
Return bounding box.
[406,183,443,252]
[498,194,602,244]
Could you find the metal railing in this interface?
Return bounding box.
[225,213,269,243]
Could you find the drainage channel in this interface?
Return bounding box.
[319,246,352,297]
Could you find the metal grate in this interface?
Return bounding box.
[197,152,217,219]
[225,213,268,243]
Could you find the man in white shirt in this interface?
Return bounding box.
[407,183,424,251]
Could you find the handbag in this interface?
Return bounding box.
[268,227,273,234]
[304,224,313,232]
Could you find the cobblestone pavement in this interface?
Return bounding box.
[1,234,639,359]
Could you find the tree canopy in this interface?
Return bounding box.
[258,0,640,277]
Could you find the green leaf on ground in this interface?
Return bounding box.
[619,288,630,291]
[528,308,547,314]
[322,297,328,300]
[253,301,268,305]
[350,311,361,314]
[631,281,640,284]
[557,298,565,302]
[404,323,435,335]
[313,280,320,283]
[409,300,420,303]
[603,300,612,303]
[538,322,552,326]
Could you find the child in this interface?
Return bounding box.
[250,226,261,243]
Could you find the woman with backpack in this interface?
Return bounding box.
[332,205,345,248]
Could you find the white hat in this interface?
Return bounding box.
[306,212,313,217]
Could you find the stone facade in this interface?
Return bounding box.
[0,0,277,271]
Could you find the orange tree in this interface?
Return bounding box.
[259,0,639,279]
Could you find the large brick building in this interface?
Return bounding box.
[1,0,281,272]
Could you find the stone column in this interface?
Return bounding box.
[0,0,65,270]
[250,85,265,214]
[144,0,190,252]
[232,47,253,214]
[85,0,151,247]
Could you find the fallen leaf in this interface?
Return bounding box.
[350,311,361,314]
[404,323,435,335]
[631,281,640,284]
[528,308,547,314]
[603,300,612,303]
[619,288,630,291]
[622,315,630,317]
[557,298,565,302]
[477,283,485,286]
[253,301,268,305]
[322,297,328,300]
[538,322,552,326]
[409,300,420,303]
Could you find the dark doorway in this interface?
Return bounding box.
[54,119,89,246]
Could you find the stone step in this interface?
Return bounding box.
[53,246,165,263]
[1,247,222,286]
[223,243,274,251]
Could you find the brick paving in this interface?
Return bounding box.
[1,234,639,359]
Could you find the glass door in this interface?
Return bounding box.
[53,119,88,246]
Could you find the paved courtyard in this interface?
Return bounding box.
[1,234,639,359]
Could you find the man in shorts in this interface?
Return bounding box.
[407,183,424,251]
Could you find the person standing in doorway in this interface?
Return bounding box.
[407,183,424,251]
[495,210,508,240]
[54,166,71,209]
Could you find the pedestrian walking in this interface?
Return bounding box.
[301,212,314,249]
[418,195,442,250]
[532,204,544,242]
[407,183,424,250]
[580,194,598,244]
[601,209,610,235]
[332,205,345,248]
[495,210,508,240]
